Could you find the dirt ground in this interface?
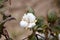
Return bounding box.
[0,0,59,40]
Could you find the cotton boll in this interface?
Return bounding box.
[27,13,36,22]
[20,13,36,29]
[20,21,28,27]
[28,23,36,28]
[22,14,28,21]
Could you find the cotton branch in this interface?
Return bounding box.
[0,17,15,24]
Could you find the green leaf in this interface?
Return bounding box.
[27,7,34,14]
[28,33,37,40]
[37,29,43,33]
[57,17,60,25]
[55,25,60,33]
[47,11,57,23]
[50,25,60,33]
[0,0,3,3]
[50,19,60,33]
[36,16,45,28]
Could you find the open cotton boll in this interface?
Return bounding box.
[27,13,36,22]
[28,23,36,28]
[20,21,28,27]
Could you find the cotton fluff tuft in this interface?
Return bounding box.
[20,21,28,27]
[28,23,36,28]
[27,13,36,22]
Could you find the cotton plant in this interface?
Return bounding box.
[20,8,45,40]
[19,8,60,40]
[46,10,60,40]
[19,7,46,40]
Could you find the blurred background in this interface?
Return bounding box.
[0,0,60,40]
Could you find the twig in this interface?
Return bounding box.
[45,27,49,40]
[0,17,15,24]
[2,27,10,40]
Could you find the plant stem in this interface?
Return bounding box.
[2,27,10,40]
[55,32,59,40]
[0,17,15,24]
[45,27,49,40]
[33,29,39,40]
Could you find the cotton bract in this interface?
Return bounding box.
[20,13,36,28]
[28,23,36,28]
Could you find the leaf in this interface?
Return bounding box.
[28,33,37,40]
[50,17,60,32]
[0,0,3,3]
[36,25,48,33]
[57,17,60,25]
[36,16,45,28]
[47,10,57,23]
[54,26,60,33]
[27,7,34,14]
[37,29,43,33]
[50,25,60,33]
